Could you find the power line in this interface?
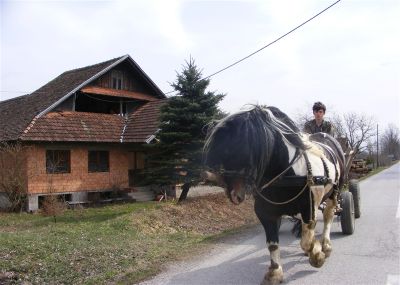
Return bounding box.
[165,0,342,95]
[1,0,341,99]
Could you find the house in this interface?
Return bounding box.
[0,55,166,211]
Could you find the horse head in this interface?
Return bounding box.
[203,106,277,205]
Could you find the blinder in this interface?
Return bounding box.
[208,167,257,190]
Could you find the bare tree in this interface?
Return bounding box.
[380,124,400,160]
[294,112,313,131]
[0,142,27,212]
[292,102,314,131]
[331,112,376,155]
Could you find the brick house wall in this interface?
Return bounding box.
[26,145,129,194]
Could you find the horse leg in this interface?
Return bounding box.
[321,192,338,257]
[264,240,283,285]
[300,185,326,268]
[254,201,283,285]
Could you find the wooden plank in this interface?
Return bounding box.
[81,86,158,101]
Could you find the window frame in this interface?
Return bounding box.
[46,150,71,174]
[88,150,110,173]
[111,70,123,90]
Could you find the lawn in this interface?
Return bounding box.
[0,193,257,284]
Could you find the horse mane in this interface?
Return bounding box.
[204,105,306,185]
[264,106,306,149]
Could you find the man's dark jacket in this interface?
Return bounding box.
[304,119,333,136]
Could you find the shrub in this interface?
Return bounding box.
[41,195,66,221]
[0,142,27,212]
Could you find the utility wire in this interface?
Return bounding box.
[1,0,341,100]
[165,0,342,95]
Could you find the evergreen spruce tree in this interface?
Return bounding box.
[144,58,225,202]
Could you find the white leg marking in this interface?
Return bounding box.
[322,198,336,257]
[300,222,315,253]
[264,242,283,285]
[268,242,281,265]
[322,198,336,240]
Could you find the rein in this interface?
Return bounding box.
[255,148,315,206]
[260,148,303,191]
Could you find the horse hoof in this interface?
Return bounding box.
[322,238,332,258]
[309,251,325,268]
[261,266,283,285]
[322,247,332,258]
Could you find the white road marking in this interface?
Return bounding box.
[397,195,400,218]
[386,274,400,285]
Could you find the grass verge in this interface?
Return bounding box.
[0,193,258,285]
[358,166,390,181]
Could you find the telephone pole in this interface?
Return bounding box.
[376,124,379,168]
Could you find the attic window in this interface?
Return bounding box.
[111,70,123,90]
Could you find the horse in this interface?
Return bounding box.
[202,105,344,285]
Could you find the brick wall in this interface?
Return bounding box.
[26,145,129,194]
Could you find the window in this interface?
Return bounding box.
[111,70,123,90]
[88,151,109,172]
[135,152,146,169]
[46,150,71,174]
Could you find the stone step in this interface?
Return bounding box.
[128,190,154,202]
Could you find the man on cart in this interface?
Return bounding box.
[304,101,334,136]
[303,101,360,232]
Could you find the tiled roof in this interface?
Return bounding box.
[21,111,126,142]
[123,100,166,143]
[0,94,34,141]
[19,99,165,143]
[0,56,125,141]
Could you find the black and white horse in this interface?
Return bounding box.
[203,105,344,285]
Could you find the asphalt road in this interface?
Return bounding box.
[140,163,400,285]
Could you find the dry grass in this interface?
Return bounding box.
[0,193,258,285]
[133,194,256,235]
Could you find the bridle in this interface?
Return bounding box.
[215,168,257,190]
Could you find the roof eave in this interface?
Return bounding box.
[36,55,130,119]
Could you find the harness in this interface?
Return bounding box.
[255,148,332,206]
[312,141,340,184]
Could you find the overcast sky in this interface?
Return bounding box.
[1,0,399,130]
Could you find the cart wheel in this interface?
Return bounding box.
[349,179,361,218]
[340,191,355,235]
